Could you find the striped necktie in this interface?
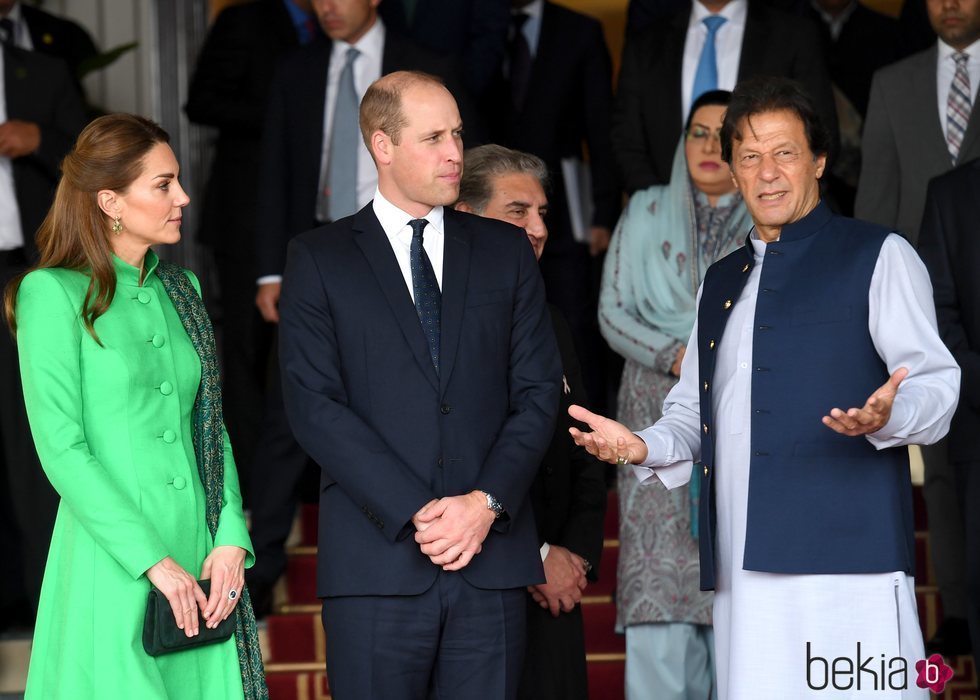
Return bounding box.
[947,52,972,164]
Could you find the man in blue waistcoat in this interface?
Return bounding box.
[571,77,960,698]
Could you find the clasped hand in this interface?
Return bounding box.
[412,491,495,571]
[146,545,246,637]
[528,545,588,617]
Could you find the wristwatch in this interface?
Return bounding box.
[483,491,505,519]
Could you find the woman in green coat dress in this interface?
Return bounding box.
[4,115,267,699]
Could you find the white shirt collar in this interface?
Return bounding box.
[691,0,747,28]
[938,35,980,62]
[372,187,445,240]
[331,15,385,62]
[514,0,545,20]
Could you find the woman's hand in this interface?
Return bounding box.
[200,545,247,628]
[146,556,208,638]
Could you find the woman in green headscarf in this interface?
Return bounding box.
[5,114,266,699]
[599,90,750,700]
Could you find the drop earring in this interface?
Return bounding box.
[112,216,122,234]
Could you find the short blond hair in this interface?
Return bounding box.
[359,71,446,155]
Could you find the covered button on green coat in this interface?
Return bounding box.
[17,251,254,699]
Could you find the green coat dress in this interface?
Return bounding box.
[16,251,255,699]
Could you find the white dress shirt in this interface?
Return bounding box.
[681,0,747,122]
[372,188,444,300]
[0,48,25,251]
[936,37,980,140]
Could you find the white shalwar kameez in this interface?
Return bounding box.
[633,233,960,699]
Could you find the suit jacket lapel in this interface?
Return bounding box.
[438,209,472,396]
[353,206,440,391]
[3,46,27,117]
[305,41,333,171]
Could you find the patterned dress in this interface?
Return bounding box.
[604,190,745,629]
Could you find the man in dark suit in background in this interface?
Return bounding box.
[245,0,461,616]
[279,71,561,698]
[0,40,86,627]
[185,0,319,516]
[455,143,607,700]
[612,0,837,194]
[0,0,98,92]
[379,0,508,99]
[483,0,619,412]
[917,159,980,672]
[856,0,980,655]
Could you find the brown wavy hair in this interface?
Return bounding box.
[4,114,170,340]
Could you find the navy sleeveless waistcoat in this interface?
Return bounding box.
[694,202,914,590]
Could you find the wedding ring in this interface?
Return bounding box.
[616,455,628,466]
[228,589,238,601]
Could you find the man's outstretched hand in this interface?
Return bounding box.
[822,367,908,437]
[568,404,649,465]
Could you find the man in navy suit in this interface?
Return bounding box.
[278,71,562,699]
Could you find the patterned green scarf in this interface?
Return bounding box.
[156,262,268,700]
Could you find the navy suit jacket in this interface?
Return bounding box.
[278,204,562,597]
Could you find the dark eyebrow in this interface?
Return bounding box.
[152,173,176,180]
[507,199,533,209]
[690,122,714,130]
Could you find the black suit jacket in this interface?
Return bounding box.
[806,2,900,117]
[256,33,461,278]
[917,159,980,464]
[483,2,619,248]
[3,45,87,259]
[20,3,97,80]
[612,0,838,192]
[529,305,606,577]
[185,0,304,250]
[279,204,562,596]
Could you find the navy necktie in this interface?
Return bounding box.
[409,219,441,374]
[509,12,532,111]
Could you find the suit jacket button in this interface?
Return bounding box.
[162,430,177,444]
[171,476,186,490]
[723,299,733,310]
[709,339,715,349]
[137,291,151,304]
[440,404,451,415]
[159,381,174,396]
[703,465,709,476]
[437,457,443,468]
[703,423,709,434]
[151,334,166,348]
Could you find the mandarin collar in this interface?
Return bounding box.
[112,248,159,287]
[768,200,832,244]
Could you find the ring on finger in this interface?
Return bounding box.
[228,589,238,601]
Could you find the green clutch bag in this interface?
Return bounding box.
[142,579,236,656]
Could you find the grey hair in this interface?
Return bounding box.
[457,144,549,213]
